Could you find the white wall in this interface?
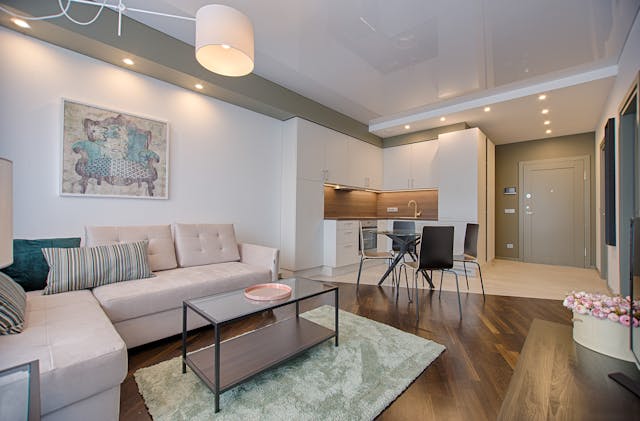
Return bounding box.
[0,28,283,248]
[594,13,640,292]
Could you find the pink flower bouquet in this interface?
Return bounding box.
[563,291,640,327]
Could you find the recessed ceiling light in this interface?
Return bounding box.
[538,94,547,100]
[122,58,134,66]
[544,120,551,125]
[11,18,30,29]
[221,44,231,49]
[546,129,552,134]
[404,124,410,130]
[195,83,204,90]
[541,109,549,114]
[484,106,491,112]
[440,117,446,122]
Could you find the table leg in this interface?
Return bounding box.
[181,303,187,374]
[378,251,405,286]
[420,269,435,289]
[214,323,220,413]
[334,289,339,347]
[296,301,299,318]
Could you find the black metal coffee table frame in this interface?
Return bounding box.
[182,278,338,413]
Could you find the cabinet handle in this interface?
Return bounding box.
[344,231,353,235]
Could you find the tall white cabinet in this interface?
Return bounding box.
[437,127,494,263]
[280,118,383,272]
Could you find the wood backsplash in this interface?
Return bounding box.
[324,188,377,218]
[377,190,438,219]
[324,186,438,220]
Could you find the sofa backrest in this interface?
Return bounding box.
[85,225,178,272]
[174,224,240,268]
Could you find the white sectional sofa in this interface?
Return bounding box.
[0,223,279,421]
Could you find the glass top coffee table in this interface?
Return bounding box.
[182,277,339,413]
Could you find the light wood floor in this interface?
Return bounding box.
[314,259,611,300]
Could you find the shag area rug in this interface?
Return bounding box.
[134,306,445,421]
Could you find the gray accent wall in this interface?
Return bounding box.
[495,132,596,264]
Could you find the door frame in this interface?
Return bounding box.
[518,155,591,267]
[617,72,639,294]
[599,139,608,279]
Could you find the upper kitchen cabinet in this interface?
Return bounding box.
[383,140,439,190]
[297,118,349,184]
[348,139,383,189]
[324,130,350,184]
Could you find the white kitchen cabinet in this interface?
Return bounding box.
[324,220,359,268]
[325,130,350,184]
[298,118,327,182]
[410,140,439,188]
[383,144,413,189]
[436,127,495,264]
[297,118,355,185]
[383,141,439,190]
[348,139,383,189]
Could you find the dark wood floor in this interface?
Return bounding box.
[120,283,571,420]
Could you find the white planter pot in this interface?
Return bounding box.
[572,311,635,362]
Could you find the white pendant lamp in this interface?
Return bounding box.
[195,5,254,77]
[2,2,255,78]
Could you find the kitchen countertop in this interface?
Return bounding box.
[324,217,437,221]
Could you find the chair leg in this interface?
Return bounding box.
[356,257,364,290]
[475,261,485,299]
[438,270,444,298]
[463,261,469,290]
[415,271,420,323]
[404,267,412,303]
[449,269,462,319]
[409,270,415,302]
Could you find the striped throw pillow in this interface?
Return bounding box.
[0,272,26,335]
[42,240,153,295]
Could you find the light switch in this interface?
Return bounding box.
[506,243,514,249]
[504,208,516,214]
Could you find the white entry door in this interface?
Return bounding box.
[519,156,590,267]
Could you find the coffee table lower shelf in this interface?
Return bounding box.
[184,316,335,402]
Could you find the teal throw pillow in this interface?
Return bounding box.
[0,272,26,335]
[42,240,153,295]
[0,238,81,291]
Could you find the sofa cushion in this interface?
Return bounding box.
[85,225,177,272]
[92,262,271,323]
[0,290,127,415]
[42,241,153,295]
[1,238,81,291]
[0,272,25,334]
[174,223,241,268]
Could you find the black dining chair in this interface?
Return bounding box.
[453,223,485,298]
[400,225,461,320]
[392,220,418,260]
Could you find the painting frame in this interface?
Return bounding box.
[60,98,169,199]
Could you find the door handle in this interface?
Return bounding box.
[525,211,534,215]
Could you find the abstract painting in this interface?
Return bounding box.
[61,99,169,199]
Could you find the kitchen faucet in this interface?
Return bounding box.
[408,200,422,218]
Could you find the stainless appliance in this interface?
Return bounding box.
[360,220,378,252]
